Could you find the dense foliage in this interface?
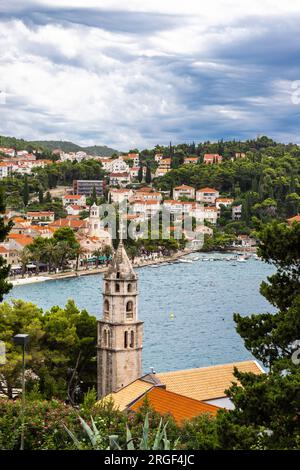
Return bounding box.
[0,299,97,400]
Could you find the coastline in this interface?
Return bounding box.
[10,246,256,287]
[10,249,197,287]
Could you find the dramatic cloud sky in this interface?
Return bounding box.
[1,0,300,150]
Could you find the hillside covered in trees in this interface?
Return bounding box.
[0,135,117,157]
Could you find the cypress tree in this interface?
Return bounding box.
[145,165,152,184]
[38,188,44,204]
[23,176,29,206]
[138,164,143,183]
[91,185,97,205]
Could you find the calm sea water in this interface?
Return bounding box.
[6,254,275,374]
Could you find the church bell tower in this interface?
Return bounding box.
[97,241,143,398]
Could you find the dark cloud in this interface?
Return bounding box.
[0,4,182,34]
[1,4,300,147]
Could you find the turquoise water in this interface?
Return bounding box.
[7,254,275,374]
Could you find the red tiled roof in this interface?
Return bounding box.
[197,187,218,193]
[63,195,83,200]
[174,185,194,190]
[287,214,300,223]
[130,387,219,424]
[8,234,34,246]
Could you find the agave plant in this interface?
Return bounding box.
[64,413,178,450]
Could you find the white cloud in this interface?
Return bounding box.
[1,1,300,148]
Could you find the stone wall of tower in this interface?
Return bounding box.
[97,243,144,398]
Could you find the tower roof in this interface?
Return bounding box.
[105,241,137,280]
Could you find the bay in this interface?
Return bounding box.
[7,254,275,374]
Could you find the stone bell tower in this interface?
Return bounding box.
[97,241,143,398]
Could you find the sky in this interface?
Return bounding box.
[1,0,300,150]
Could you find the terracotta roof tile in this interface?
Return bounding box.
[98,379,153,411]
[130,387,219,424]
[156,361,263,401]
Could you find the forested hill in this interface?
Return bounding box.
[0,135,118,156]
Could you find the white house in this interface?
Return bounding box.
[110,157,129,173]
[232,204,242,220]
[62,194,86,207]
[0,162,12,179]
[173,185,195,200]
[203,206,218,224]
[216,198,234,209]
[66,204,83,216]
[109,189,133,204]
[109,172,130,187]
[196,188,220,204]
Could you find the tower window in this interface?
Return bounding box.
[126,301,133,319]
[104,299,109,319]
[105,282,110,293]
[104,330,108,347]
[116,272,120,279]
[124,331,128,348]
[130,331,134,348]
[115,283,120,293]
[127,283,132,293]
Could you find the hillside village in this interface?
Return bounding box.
[1,136,300,277]
[0,144,257,276]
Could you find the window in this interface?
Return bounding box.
[126,301,133,319]
[127,283,132,293]
[115,283,120,292]
[124,331,128,348]
[104,299,109,319]
[116,272,120,279]
[103,330,108,347]
[105,282,110,293]
[130,331,134,348]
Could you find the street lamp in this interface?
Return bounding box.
[13,334,30,451]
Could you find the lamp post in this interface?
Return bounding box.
[13,334,30,451]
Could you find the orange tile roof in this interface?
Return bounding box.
[216,198,234,202]
[287,214,300,223]
[63,194,83,199]
[0,246,9,253]
[174,185,194,190]
[49,219,85,229]
[12,216,27,223]
[197,187,218,193]
[130,387,219,424]
[157,361,263,401]
[98,379,153,411]
[8,234,34,246]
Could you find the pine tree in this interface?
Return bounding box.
[219,221,300,449]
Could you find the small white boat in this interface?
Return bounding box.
[178,258,193,264]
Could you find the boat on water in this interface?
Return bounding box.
[178,258,193,264]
